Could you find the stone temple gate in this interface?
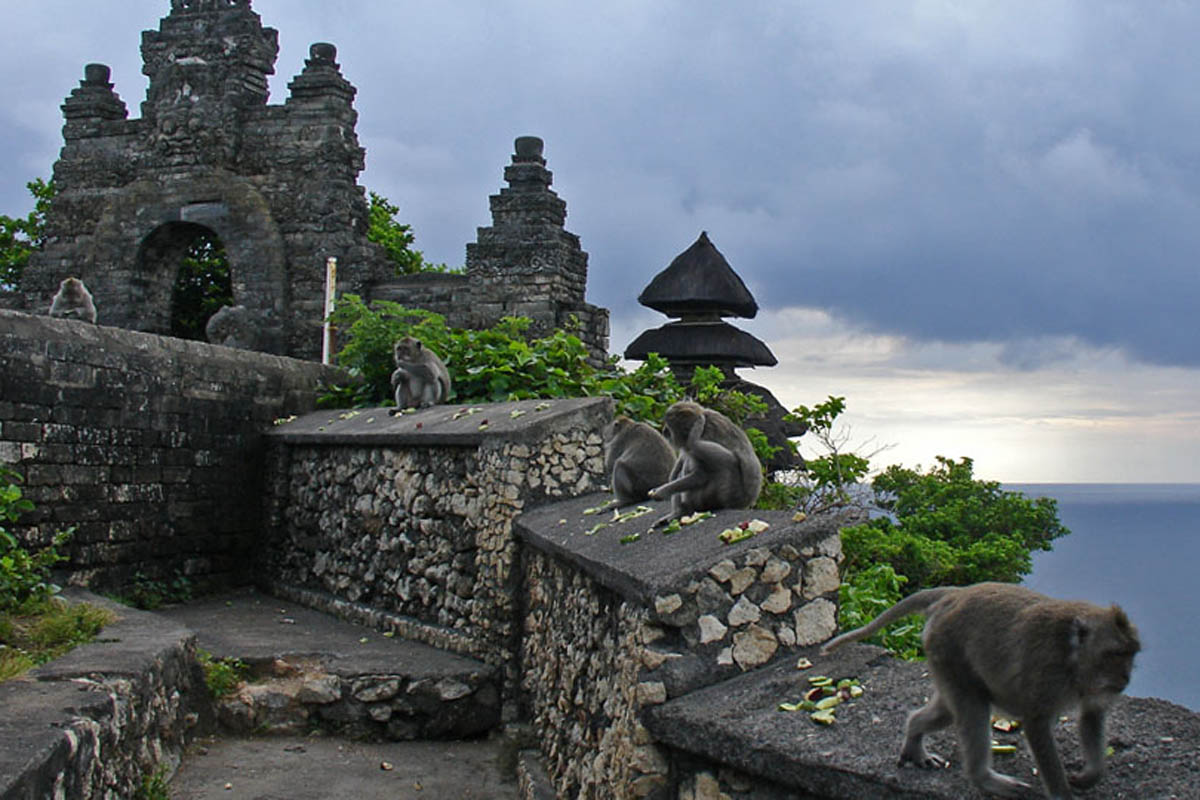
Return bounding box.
[15,1,389,359]
[13,0,610,362]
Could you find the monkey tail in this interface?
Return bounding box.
[819,587,956,655]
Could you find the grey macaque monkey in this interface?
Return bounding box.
[603,415,675,506]
[391,336,451,409]
[648,401,762,526]
[48,277,97,323]
[821,582,1140,800]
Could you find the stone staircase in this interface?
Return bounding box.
[156,589,501,742]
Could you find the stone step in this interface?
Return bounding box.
[157,589,501,741]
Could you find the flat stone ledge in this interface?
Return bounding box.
[266,397,612,447]
[516,494,861,605]
[0,590,201,800]
[644,642,1200,799]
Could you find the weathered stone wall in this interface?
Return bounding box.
[521,549,665,798]
[0,591,206,800]
[259,398,611,710]
[514,498,861,800]
[0,309,342,592]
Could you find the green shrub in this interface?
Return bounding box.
[198,648,249,698]
[321,295,685,420]
[835,563,924,660]
[0,466,69,612]
[842,456,1069,589]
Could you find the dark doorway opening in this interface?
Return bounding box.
[139,222,232,340]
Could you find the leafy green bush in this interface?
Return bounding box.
[0,177,53,290]
[835,563,924,660]
[1,466,69,612]
[321,295,684,420]
[841,456,1069,590]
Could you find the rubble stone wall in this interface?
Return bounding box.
[514,499,860,800]
[259,398,611,709]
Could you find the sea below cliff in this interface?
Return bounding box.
[1009,482,1200,711]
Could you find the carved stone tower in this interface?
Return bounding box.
[463,136,608,352]
[17,0,389,359]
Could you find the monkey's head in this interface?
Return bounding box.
[1074,605,1140,700]
[393,336,423,362]
[662,402,704,445]
[59,277,84,296]
[603,415,633,441]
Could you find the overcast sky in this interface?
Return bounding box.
[4,1,1199,482]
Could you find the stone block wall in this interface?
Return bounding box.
[0,310,342,592]
[515,497,863,800]
[258,397,612,709]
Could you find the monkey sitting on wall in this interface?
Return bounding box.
[647,401,762,526]
[821,582,1140,800]
[390,336,451,410]
[603,415,676,506]
[48,277,97,324]
[205,304,282,352]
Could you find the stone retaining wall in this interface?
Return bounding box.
[0,310,342,593]
[515,497,863,800]
[259,397,612,713]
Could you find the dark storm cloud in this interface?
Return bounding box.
[4,1,1198,366]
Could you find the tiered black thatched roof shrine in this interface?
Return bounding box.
[625,232,777,373]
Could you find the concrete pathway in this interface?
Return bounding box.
[170,735,517,800]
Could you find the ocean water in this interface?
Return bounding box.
[1007,483,1200,712]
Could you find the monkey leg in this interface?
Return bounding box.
[954,696,1031,798]
[1023,715,1074,799]
[1070,705,1106,789]
[611,463,644,506]
[899,690,952,769]
[648,464,711,500]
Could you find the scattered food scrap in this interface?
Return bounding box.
[778,675,865,725]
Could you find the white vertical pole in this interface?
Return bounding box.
[322,256,337,365]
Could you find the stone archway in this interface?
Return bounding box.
[82,175,291,352]
[134,222,233,340]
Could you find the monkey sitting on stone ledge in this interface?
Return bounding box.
[48,276,97,324]
[648,401,762,527]
[602,415,675,506]
[821,582,1140,800]
[390,336,451,410]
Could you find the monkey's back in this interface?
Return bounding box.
[923,583,1096,712]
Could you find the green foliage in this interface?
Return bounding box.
[367,192,459,275]
[170,232,232,341]
[0,466,70,613]
[841,456,1069,590]
[0,596,115,682]
[114,571,193,611]
[321,296,684,419]
[835,564,923,660]
[134,766,172,800]
[0,178,53,290]
[689,366,769,425]
[198,648,249,699]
